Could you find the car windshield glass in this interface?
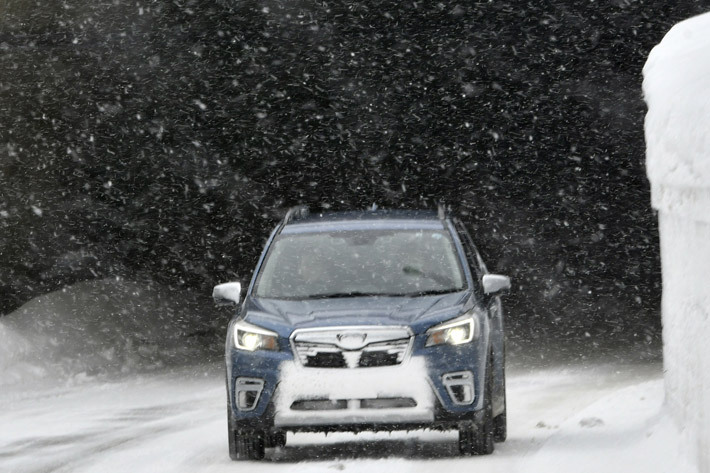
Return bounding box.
[254,229,466,299]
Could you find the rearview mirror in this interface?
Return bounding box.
[213,282,242,306]
[482,274,511,296]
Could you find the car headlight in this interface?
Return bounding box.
[425,315,476,347]
[233,321,279,351]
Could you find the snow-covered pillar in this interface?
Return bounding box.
[643,12,710,473]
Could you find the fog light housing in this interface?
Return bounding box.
[235,377,264,411]
[442,371,475,405]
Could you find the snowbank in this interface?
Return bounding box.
[527,379,693,473]
[644,12,710,202]
[643,11,710,473]
[0,278,224,387]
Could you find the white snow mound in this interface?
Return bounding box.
[527,379,693,473]
[0,278,223,387]
[644,11,710,220]
[644,10,710,472]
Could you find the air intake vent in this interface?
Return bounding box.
[290,397,417,411]
[442,371,474,405]
[305,351,347,368]
[235,377,264,411]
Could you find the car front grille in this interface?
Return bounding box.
[291,326,413,369]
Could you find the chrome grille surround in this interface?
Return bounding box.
[290,325,414,368]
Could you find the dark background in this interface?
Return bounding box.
[1,1,707,354]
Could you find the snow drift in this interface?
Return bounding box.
[0,278,224,387]
[643,11,710,473]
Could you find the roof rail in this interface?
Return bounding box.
[283,205,310,225]
[437,203,447,220]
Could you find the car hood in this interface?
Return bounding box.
[242,291,470,333]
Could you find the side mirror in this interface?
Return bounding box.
[482,274,511,296]
[213,282,242,306]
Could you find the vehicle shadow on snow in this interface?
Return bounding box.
[267,438,458,462]
[262,434,523,462]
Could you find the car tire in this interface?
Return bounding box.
[266,431,287,448]
[493,411,507,443]
[458,422,476,455]
[473,399,495,454]
[227,407,266,460]
[235,431,266,460]
[458,356,495,456]
[227,407,239,461]
[493,371,507,442]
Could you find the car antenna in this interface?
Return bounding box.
[437,202,447,220]
[280,205,310,231]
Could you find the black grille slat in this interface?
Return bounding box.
[360,398,417,409]
[358,351,399,367]
[290,398,417,411]
[291,399,348,411]
[305,352,346,368]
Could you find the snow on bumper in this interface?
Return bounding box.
[272,356,436,427]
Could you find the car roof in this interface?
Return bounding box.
[280,209,447,234]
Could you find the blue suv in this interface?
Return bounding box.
[213,206,510,460]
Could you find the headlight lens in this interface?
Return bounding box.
[426,316,476,347]
[233,321,279,351]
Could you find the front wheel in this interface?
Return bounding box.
[493,341,507,443]
[458,357,495,455]
[235,431,265,460]
[227,408,239,460]
[227,408,266,461]
[493,411,507,443]
[493,373,507,442]
[266,431,287,448]
[458,411,494,455]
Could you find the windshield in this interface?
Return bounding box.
[254,229,466,299]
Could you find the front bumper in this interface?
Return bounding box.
[227,340,487,432]
[273,356,436,428]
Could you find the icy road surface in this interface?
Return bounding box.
[0,359,688,473]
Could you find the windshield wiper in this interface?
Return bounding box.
[302,288,462,299]
[404,288,463,296]
[304,291,391,299]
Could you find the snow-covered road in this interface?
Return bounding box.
[0,359,686,473]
